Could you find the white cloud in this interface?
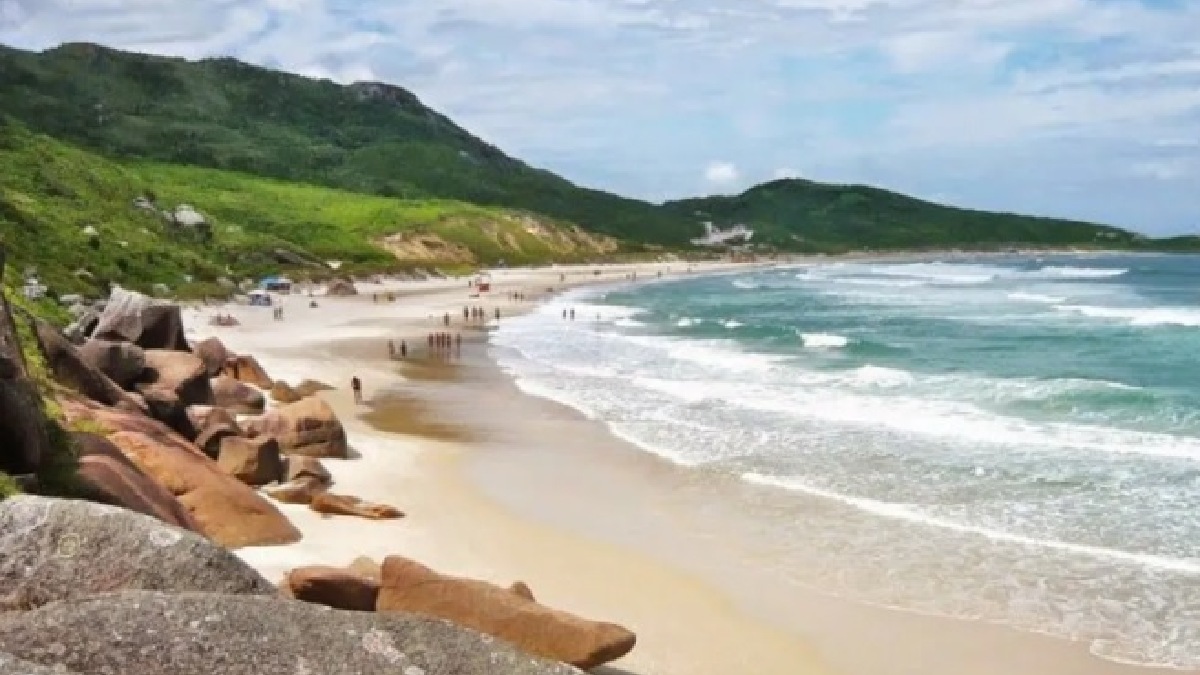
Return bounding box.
[1132,159,1190,181]
[704,161,739,184]
[0,0,1198,233]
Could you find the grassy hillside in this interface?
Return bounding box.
[0,119,617,300]
[666,179,1147,253]
[0,42,696,247]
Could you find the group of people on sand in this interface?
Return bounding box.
[426,332,461,359]
[387,339,408,360]
[272,306,285,321]
[562,307,576,321]
[371,292,396,303]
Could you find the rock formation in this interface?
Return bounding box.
[212,374,266,414]
[0,496,275,610]
[243,396,348,458]
[73,431,200,531]
[377,556,636,670]
[0,591,584,675]
[91,287,190,351]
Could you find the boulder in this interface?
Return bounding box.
[0,314,50,475]
[510,581,536,602]
[30,320,145,412]
[348,556,382,582]
[285,455,332,485]
[263,476,324,505]
[0,496,275,611]
[310,492,403,520]
[105,429,300,548]
[77,338,145,389]
[243,396,348,458]
[294,379,335,397]
[194,336,230,377]
[282,566,379,612]
[326,279,358,296]
[222,354,273,389]
[62,308,99,344]
[91,287,189,351]
[138,349,213,408]
[0,652,79,674]
[212,374,266,414]
[218,436,284,486]
[0,591,583,675]
[270,380,302,403]
[189,405,242,458]
[377,556,637,670]
[62,398,299,548]
[73,431,200,531]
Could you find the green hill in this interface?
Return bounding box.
[0,118,617,301]
[0,42,695,247]
[666,179,1146,253]
[1,40,1186,262]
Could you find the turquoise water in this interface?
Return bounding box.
[492,254,1200,669]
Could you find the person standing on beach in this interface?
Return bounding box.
[463,306,470,322]
[455,333,462,356]
[494,307,501,321]
[570,308,576,321]
[388,340,395,359]
[443,312,450,327]
[350,376,363,405]
[562,308,568,320]
[400,340,408,359]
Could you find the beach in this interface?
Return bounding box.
[184,260,1176,675]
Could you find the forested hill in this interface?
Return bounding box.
[0,42,1167,254]
[0,42,696,246]
[665,179,1146,252]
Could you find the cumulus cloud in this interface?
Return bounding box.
[0,0,1198,233]
[704,161,740,184]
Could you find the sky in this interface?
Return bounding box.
[1,0,1198,235]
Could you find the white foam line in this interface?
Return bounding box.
[743,473,1200,575]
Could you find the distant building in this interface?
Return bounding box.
[691,222,755,247]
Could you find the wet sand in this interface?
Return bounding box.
[183,261,1177,675]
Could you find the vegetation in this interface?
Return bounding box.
[0,118,617,301]
[0,39,1193,286]
[0,42,696,247]
[665,179,1150,253]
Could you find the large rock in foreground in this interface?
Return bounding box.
[377,556,636,670]
[0,496,275,611]
[243,396,348,458]
[0,652,79,674]
[0,591,584,675]
[91,287,189,351]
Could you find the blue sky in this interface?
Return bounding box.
[1,0,1198,235]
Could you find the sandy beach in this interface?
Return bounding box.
[184,261,1173,675]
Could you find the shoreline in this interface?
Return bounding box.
[185,259,1179,675]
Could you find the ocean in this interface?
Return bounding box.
[491,253,1200,669]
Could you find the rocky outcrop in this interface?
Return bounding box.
[263,477,324,505]
[135,349,213,435]
[243,396,348,458]
[217,436,284,486]
[222,354,273,389]
[510,581,536,601]
[282,565,380,612]
[91,287,189,351]
[77,338,145,389]
[0,652,78,674]
[310,492,403,520]
[189,405,242,458]
[0,591,583,675]
[63,398,299,548]
[377,556,637,670]
[31,320,145,413]
[138,349,213,408]
[285,456,332,487]
[73,431,200,531]
[106,429,300,548]
[212,374,266,414]
[0,496,275,610]
[194,336,229,377]
[270,380,302,403]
